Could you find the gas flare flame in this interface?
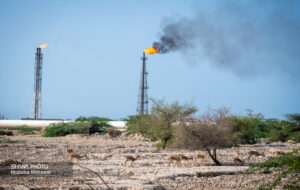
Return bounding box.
[144,46,159,54]
[39,43,48,49]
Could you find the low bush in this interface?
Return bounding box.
[43,120,111,137]
[231,112,300,144]
[43,122,76,137]
[74,122,91,134]
[88,120,110,135]
[269,128,288,142]
[269,120,300,143]
[126,115,155,138]
[17,125,35,135]
[232,115,260,144]
[248,148,300,189]
[75,116,112,135]
[289,131,300,142]
[75,116,112,122]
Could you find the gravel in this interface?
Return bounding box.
[0,134,299,189]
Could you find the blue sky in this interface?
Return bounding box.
[0,0,299,120]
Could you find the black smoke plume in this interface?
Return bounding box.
[153,21,194,54]
[153,0,300,77]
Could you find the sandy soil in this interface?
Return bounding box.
[0,133,299,190]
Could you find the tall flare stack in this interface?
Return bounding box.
[32,43,47,119]
[137,53,149,115]
[137,46,159,115]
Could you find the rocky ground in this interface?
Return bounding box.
[0,133,299,190]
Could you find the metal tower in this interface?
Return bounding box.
[137,52,149,115]
[32,47,43,119]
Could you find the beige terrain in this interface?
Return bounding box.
[0,133,299,190]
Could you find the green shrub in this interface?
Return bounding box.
[232,115,259,144]
[268,117,300,143]
[43,122,77,137]
[126,115,154,137]
[255,118,281,139]
[126,99,197,148]
[249,148,300,189]
[151,99,198,149]
[17,125,35,135]
[75,116,111,135]
[74,122,91,134]
[288,131,300,143]
[43,120,111,137]
[269,128,288,142]
[75,116,112,122]
[88,120,110,135]
[231,111,290,144]
[251,151,299,170]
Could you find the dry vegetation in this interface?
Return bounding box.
[173,107,233,166]
[0,133,299,189]
[0,102,299,189]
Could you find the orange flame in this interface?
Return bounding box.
[39,43,48,49]
[144,46,159,54]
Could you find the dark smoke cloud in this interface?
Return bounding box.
[153,21,194,53]
[153,0,300,77]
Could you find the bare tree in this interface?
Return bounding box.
[174,107,233,166]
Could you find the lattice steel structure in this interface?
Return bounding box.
[137,52,149,115]
[32,47,43,119]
